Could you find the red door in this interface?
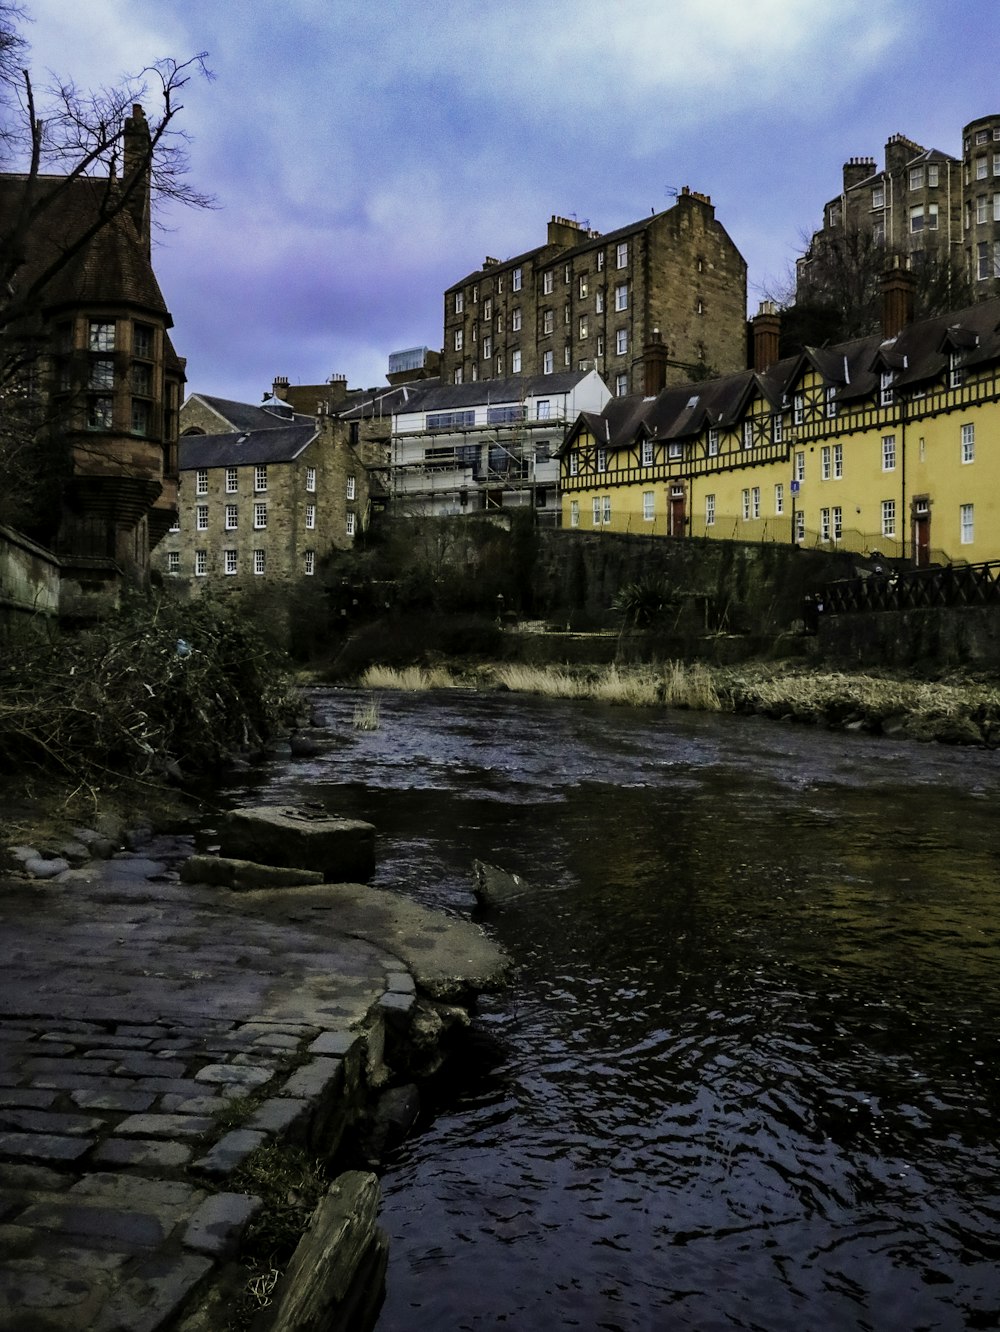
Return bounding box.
[912,497,930,567]
[669,484,686,537]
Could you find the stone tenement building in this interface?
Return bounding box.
[158,380,386,588]
[440,191,747,396]
[799,113,1000,300]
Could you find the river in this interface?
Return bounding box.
[233,688,1000,1332]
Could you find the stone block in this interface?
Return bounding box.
[0,1131,93,1163]
[113,1113,215,1139]
[280,1057,343,1102]
[192,1129,267,1179]
[193,1063,272,1090]
[308,1030,358,1058]
[92,1252,213,1332]
[182,1191,262,1258]
[219,805,376,882]
[179,854,326,890]
[247,1097,310,1136]
[92,1138,193,1170]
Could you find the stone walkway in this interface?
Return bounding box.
[0,830,505,1330]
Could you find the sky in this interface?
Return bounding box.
[14,0,1000,405]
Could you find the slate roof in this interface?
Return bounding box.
[387,370,593,417]
[179,423,318,470]
[185,394,314,433]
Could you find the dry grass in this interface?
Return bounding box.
[494,664,586,698]
[352,694,381,730]
[360,664,455,691]
[661,660,723,711]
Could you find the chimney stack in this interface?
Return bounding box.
[881,256,916,340]
[642,328,668,396]
[752,301,781,372]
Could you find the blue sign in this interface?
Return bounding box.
[790,480,801,493]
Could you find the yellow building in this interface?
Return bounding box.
[561,292,1000,566]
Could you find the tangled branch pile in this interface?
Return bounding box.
[0,596,298,786]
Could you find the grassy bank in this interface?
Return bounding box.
[355,660,1000,746]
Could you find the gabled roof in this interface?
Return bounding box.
[179,422,318,470]
[184,393,314,433]
[390,370,594,416]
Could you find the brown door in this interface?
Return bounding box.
[912,497,931,567]
[669,484,686,537]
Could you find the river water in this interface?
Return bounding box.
[235,688,1000,1332]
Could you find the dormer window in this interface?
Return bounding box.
[949,351,964,388]
[880,371,894,406]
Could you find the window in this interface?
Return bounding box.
[304,550,315,575]
[872,185,884,208]
[882,434,896,471]
[881,499,896,538]
[909,166,924,190]
[196,469,208,495]
[346,512,356,537]
[595,290,604,314]
[828,202,841,227]
[454,329,463,352]
[978,195,989,224]
[977,129,990,145]
[453,368,463,384]
[596,448,607,473]
[741,489,750,521]
[306,466,316,492]
[795,510,805,542]
[224,548,237,576]
[195,550,207,576]
[795,451,805,482]
[543,309,554,334]
[130,400,150,435]
[643,491,655,521]
[512,307,522,331]
[133,322,153,358]
[225,504,238,530]
[833,506,842,540]
[820,507,831,542]
[482,335,492,359]
[563,346,570,367]
[793,393,804,425]
[950,351,964,387]
[454,291,464,314]
[570,500,579,527]
[774,483,784,515]
[751,486,761,519]
[616,373,629,396]
[825,387,837,418]
[254,465,267,492]
[472,284,479,304]
[995,154,1000,177]
[833,443,843,478]
[578,276,588,298]
[568,450,578,475]
[705,493,716,526]
[306,503,316,529]
[564,264,571,284]
[615,283,628,311]
[512,266,522,291]
[873,220,885,246]
[579,316,589,339]
[225,467,239,493]
[167,551,180,573]
[483,298,492,320]
[512,350,521,373]
[253,549,266,576]
[880,371,894,406]
[772,414,783,444]
[961,422,975,463]
[961,502,975,545]
[169,515,180,533]
[977,156,988,180]
[641,439,654,467]
[602,496,611,524]
[668,441,683,460]
[196,504,209,531]
[254,503,267,529]
[537,399,551,420]
[743,419,753,450]
[543,270,554,294]
[708,427,719,456]
[596,250,604,271]
[616,241,628,268]
[543,350,554,374]
[978,241,992,280]
[88,320,115,351]
[821,445,831,479]
[616,328,628,355]
[564,303,571,325]
[592,497,601,526]
[87,396,113,429]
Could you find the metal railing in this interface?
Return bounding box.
[824,561,1000,614]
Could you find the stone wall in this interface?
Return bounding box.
[817,604,1000,670]
[0,524,60,634]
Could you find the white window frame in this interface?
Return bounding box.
[305,502,316,530]
[196,504,209,531]
[254,465,267,492]
[882,434,896,471]
[543,350,554,375]
[616,328,628,356]
[616,241,628,268]
[833,505,842,541]
[793,393,804,425]
[772,414,783,444]
[774,483,784,515]
[167,551,180,573]
[881,499,896,538]
[454,291,464,314]
[821,445,831,480]
[512,349,521,373]
[615,373,628,396]
[961,422,975,463]
[454,329,463,352]
[795,451,805,482]
[820,507,831,542]
[641,439,654,467]
[570,500,579,528]
[596,447,607,473]
[602,496,611,524]
[196,469,209,496]
[705,493,715,526]
[741,489,750,521]
[751,486,761,519]
[825,386,837,418]
[833,443,843,479]
[224,548,238,576]
[254,502,267,530]
[194,550,207,577]
[642,491,655,522]
[512,266,522,292]
[225,467,238,493]
[960,502,974,545]
[615,283,628,312]
[592,497,601,526]
[225,504,238,530]
[707,427,719,457]
[880,371,894,406]
[253,549,266,576]
[346,512,356,537]
[512,307,522,331]
[304,550,315,575]
[346,474,356,500]
[306,466,316,492]
[543,270,554,294]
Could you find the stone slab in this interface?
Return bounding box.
[219,805,376,882]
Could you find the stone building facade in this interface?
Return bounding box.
[157,389,378,589]
[799,114,1000,301]
[440,191,747,396]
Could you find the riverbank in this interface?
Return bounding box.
[350,659,1000,747]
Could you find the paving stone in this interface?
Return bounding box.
[69,1173,200,1213]
[0,1108,104,1136]
[386,970,417,994]
[251,1033,301,1051]
[157,1093,230,1115]
[194,1063,272,1090]
[247,1097,310,1136]
[114,1055,191,1078]
[192,1129,267,1179]
[114,1113,215,1139]
[16,1201,167,1252]
[0,1162,74,1192]
[280,1056,344,1101]
[0,1088,58,1109]
[182,1191,262,1258]
[379,991,416,1017]
[114,1026,168,1039]
[27,1070,133,1092]
[26,1040,75,1056]
[308,1029,357,1057]
[23,1056,115,1078]
[0,1131,93,1163]
[71,1088,157,1113]
[0,1259,109,1322]
[92,1251,213,1332]
[132,1078,211,1098]
[93,1138,194,1170]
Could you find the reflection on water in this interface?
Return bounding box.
[236,689,1000,1331]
